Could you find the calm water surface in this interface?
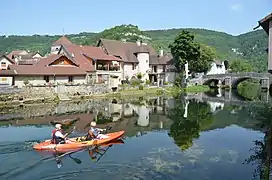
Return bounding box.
[0,91,269,180]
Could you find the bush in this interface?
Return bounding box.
[145,79,151,85]
[139,85,144,90]
[156,89,164,95]
[136,73,142,80]
[131,79,141,87]
[237,79,261,100]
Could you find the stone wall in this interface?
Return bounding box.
[61,84,109,96]
[0,84,110,103]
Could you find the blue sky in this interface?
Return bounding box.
[0,0,271,36]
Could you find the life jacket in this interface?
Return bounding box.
[91,127,99,137]
[51,129,64,144]
[86,127,99,140]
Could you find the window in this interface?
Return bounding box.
[146,60,148,63]
[68,76,74,82]
[163,65,166,72]
[44,76,49,83]
[153,66,157,73]
[1,62,6,68]
[132,63,136,70]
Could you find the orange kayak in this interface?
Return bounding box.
[33,131,125,151]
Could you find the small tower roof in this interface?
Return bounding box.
[52,36,73,46]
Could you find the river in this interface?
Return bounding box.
[0,90,270,180]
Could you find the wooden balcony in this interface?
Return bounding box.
[96,62,120,71]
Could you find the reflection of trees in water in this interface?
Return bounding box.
[245,103,272,180]
[168,99,214,151]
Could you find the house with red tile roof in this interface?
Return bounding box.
[7,50,43,65]
[97,38,176,85]
[0,55,15,85]
[57,43,123,85]
[0,53,87,87]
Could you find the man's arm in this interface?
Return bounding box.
[97,128,106,131]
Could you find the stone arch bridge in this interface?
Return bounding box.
[202,72,272,89]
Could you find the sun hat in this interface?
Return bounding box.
[90,121,97,127]
[55,124,62,129]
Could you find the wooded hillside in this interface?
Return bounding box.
[0,24,268,72]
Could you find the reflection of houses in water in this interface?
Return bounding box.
[182,98,224,117]
[136,106,151,127]
[207,101,224,113]
[104,97,170,127]
[108,102,123,122]
[183,101,189,118]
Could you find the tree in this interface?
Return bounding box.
[168,30,201,73]
[168,99,214,151]
[98,24,151,43]
[244,103,272,179]
[229,59,252,73]
[189,43,216,73]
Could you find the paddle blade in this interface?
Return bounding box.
[73,158,82,164]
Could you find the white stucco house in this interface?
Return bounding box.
[206,60,227,75]
[97,39,176,84]
[0,55,15,85]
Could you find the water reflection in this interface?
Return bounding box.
[50,139,125,168]
[244,103,272,180]
[168,99,214,151]
[2,91,272,179]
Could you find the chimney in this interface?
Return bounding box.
[71,53,75,58]
[121,38,126,43]
[136,39,141,46]
[159,49,164,57]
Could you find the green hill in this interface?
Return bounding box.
[0,25,268,72]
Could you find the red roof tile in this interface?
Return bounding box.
[7,50,28,60]
[0,54,15,64]
[97,39,157,63]
[37,54,78,67]
[61,44,122,72]
[52,36,73,46]
[9,64,86,76]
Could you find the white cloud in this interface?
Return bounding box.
[230,3,243,11]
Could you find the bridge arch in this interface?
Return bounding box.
[232,77,260,89]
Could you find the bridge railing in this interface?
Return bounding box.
[203,72,271,79]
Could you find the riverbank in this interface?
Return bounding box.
[0,85,210,107]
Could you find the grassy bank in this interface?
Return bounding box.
[185,85,210,93]
[105,85,210,98]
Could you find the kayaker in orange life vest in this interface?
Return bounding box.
[87,121,109,140]
[51,124,73,144]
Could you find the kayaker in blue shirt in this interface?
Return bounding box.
[87,121,109,139]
